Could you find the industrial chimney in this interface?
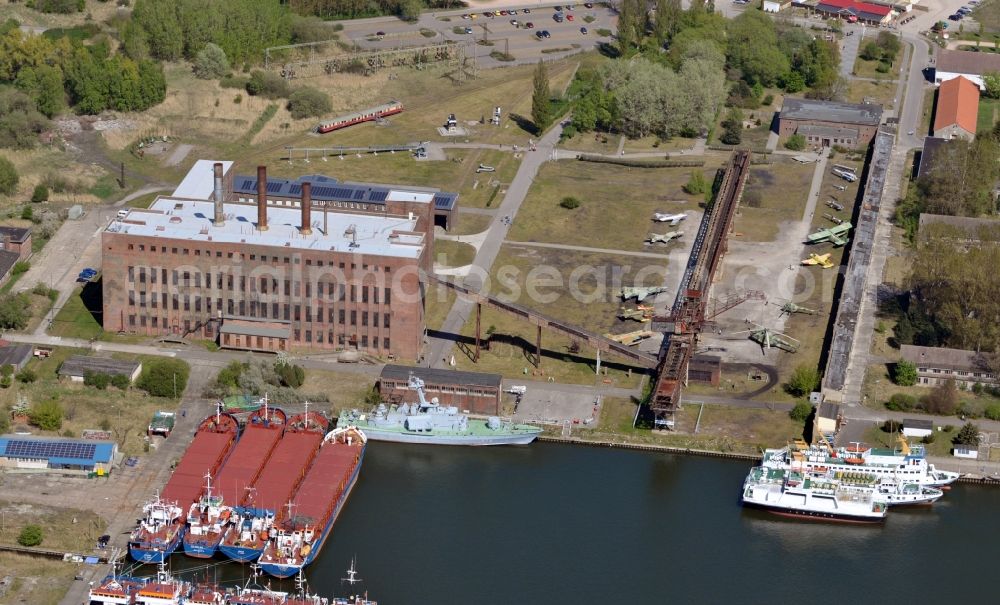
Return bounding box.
[256,165,268,232]
[213,162,225,227]
[300,181,313,236]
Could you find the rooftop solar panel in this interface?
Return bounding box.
[353,189,366,200]
[289,185,302,196]
[241,179,254,190]
[312,187,335,198]
[266,182,282,193]
[369,190,388,202]
[331,187,353,199]
[4,439,96,461]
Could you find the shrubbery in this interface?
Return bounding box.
[30,399,63,430]
[789,401,812,422]
[137,358,189,398]
[18,524,43,547]
[246,71,291,99]
[784,134,806,151]
[287,87,331,119]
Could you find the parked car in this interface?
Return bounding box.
[375,30,386,37]
[536,30,545,38]
[948,13,962,20]
[525,21,535,28]
[542,30,551,38]
[523,8,531,13]
[465,26,473,33]
[567,14,574,21]
[462,13,470,19]
[510,19,519,26]
[580,26,588,34]
[584,2,594,7]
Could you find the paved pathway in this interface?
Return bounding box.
[505,240,671,259]
[425,121,566,367]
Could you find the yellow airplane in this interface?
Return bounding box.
[801,253,834,269]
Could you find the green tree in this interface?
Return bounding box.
[111,373,130,390]
[16,368,36,383]
[953,422,981,446]
[859,41,881,62]
[683,171,708,195]
[0,293,30,329]
[29,399,63,431]
[246,70,290,98]
[0,89,49,149]
[875,31,901,61]
[84,371,111,390]
[892,360,918,386]
[0,155,18,196]
[719,107,743,145]
[786,365,821,397]
[784,133,806,151]
[559,196,581,209]
[886,393,916,411]
[617,0,643,52]
[193,43,229,79]
[789,401,812,422]
[983,72,1000,100]
[654,0,682,42]
[287,87,332,119]
[399,0,422,21]
[31,184,49,203]
[137,358,190,398]
[15,64,65,118]
[921,378,959,415]
[18,525,43,547]
[531,60,551,133]
[725,10,789,87]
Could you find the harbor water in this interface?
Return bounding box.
[177,442,1000,603]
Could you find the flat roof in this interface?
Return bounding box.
[233,173,459,211]
[0,435,115,465]
[381,364,503,388]
[110,197,423,259]
[0,226,30,242]
[781,97,883,126]
[904,419,933,430]
[0,343,33,367]
[918,213,1000,241]
[58,355,141,377]
[173,160,233,199]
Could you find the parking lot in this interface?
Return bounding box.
[335,3,618,67]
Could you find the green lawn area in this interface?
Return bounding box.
[569,397,805,455]
[48,285,102,339]
[433,239,476,267]
[978,97,1000,136]
[920,88,936,137]
[862,424,958,458]
[861,363,1000,418]
[852,37,901,79]
[732,157,817,242]
[450,213,492,235]
[845,79,896,109]
[506,159,720,252]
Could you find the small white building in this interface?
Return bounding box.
[763,0,790,12]
[953,445,979,460]
[902,418,933,439]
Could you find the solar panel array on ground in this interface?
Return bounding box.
[288,437,363,526]
[161,430,237,508]
[244,430,324,516]
[215,421,285,507]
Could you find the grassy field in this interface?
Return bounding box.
[450,213,492,235]
[424,285,456,332]
[861,424,958,458]
[570,397,805,454]
[852,38,901,79]
[0,347,182,456]
[48,286,102,340]
[845,79,896,109]
[0,553,77,605]
[0,500,106,552]
[298,369,376,415]
[732,157,817,242]
[920,88,936,137]
[506,159,718,252]
[433,240,477,267]
[978,97,1000,135]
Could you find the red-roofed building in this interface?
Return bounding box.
[933,76,979,141]
[814,0,893,25]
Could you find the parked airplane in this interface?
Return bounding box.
[646,231,683,244]
[801,252,835,268]
[807,222,853,247]
[652,212,688,226]
[618,307,653,322]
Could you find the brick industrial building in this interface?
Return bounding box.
[377,365,504,415]
[102,160,454,361]
[777,98,883,148]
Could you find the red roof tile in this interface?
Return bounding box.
[934,76,980,135]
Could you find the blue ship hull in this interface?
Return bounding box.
[219,543,264,563]
[129,527,184,563]
[260,445,365,578]
[182,535,220,558]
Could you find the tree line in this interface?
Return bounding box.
[124,0,295,66]
[0,28,166,145]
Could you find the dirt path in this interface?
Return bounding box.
[165,143,194,167]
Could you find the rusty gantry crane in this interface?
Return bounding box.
[649,150,753,429]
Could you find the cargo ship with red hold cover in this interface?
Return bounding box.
[130,410,239,563]
[184,404,287,558]
[218,410,328,563]
[259,426,367,578]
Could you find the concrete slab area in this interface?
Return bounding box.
[513,385,601,424]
